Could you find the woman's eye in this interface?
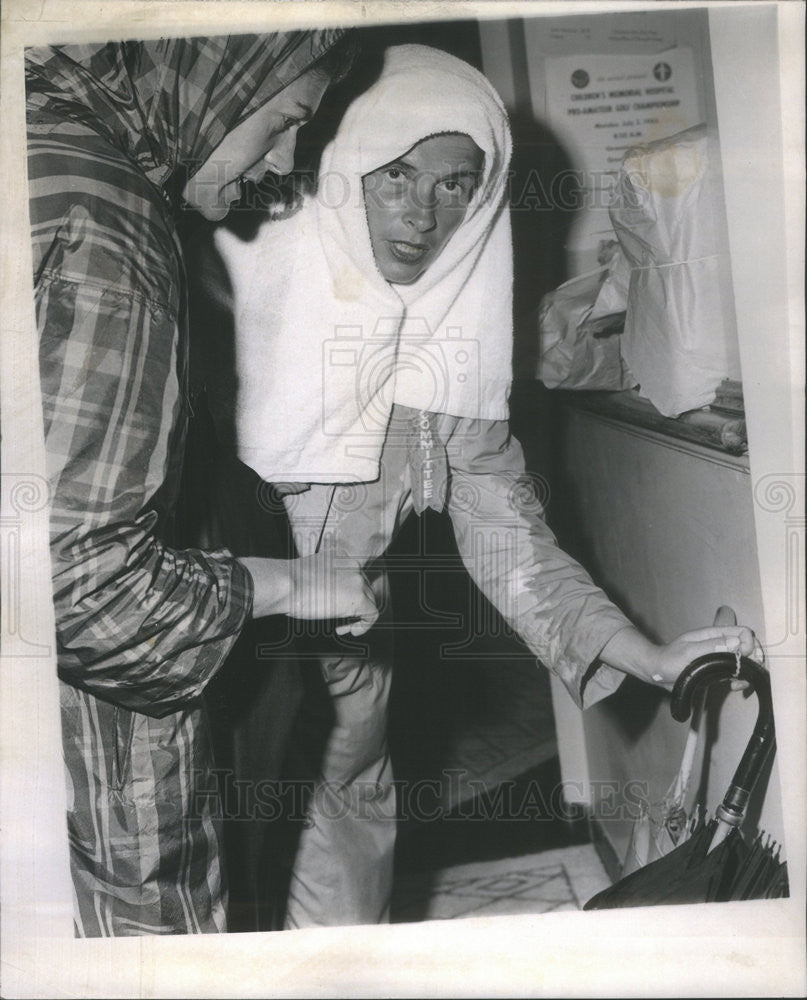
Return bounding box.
[438,179,471,201]
[384,167,404,181]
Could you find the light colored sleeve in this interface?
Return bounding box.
[443,415,631,708]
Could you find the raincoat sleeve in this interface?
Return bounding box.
[37,275,253,719]
[444,416,630,708]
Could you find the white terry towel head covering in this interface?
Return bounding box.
[215,44,513,484]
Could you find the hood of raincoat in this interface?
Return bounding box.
[25,32,346,190]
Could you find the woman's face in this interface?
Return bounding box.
[362,133,484,285]
[182,70,329,221]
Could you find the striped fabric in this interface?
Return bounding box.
[25,31,346,936]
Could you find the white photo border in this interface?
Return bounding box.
[1,2,804,996]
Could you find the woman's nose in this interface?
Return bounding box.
[263,129,297,177]
[403,186,437,232]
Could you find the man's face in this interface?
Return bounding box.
[362,133,484,285]
[182,70,329,221]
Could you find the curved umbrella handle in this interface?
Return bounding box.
[671,652,775,827]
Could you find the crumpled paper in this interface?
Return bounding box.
[609,123,739,417]
[536,241,636,391]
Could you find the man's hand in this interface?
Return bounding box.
[239,550,379,636]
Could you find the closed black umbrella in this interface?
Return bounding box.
[584,652,789,910]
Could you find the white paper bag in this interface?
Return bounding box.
[609,124,739,418]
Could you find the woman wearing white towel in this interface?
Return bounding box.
[200,44,758,928]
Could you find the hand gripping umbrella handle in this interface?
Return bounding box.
[670,653,775,828]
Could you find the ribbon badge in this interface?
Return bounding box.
[407,410,448,515]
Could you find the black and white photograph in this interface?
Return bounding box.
[0,0,804,996]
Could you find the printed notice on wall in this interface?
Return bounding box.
[544,48,701,268]
[534,12,676,54]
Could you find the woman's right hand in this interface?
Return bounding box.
[239,551,379,635]
[287,550,379,635]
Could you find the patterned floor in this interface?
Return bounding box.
[392,845,611,923]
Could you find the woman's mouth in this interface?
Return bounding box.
[211,179,242,212]
[387,240,429,264]
[234,176,251,200]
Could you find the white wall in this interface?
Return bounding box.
[557,408,784,864]
[481,3,798,875]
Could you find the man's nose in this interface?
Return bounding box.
[263,129,297,177]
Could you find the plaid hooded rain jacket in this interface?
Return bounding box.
[25,31,345,936]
